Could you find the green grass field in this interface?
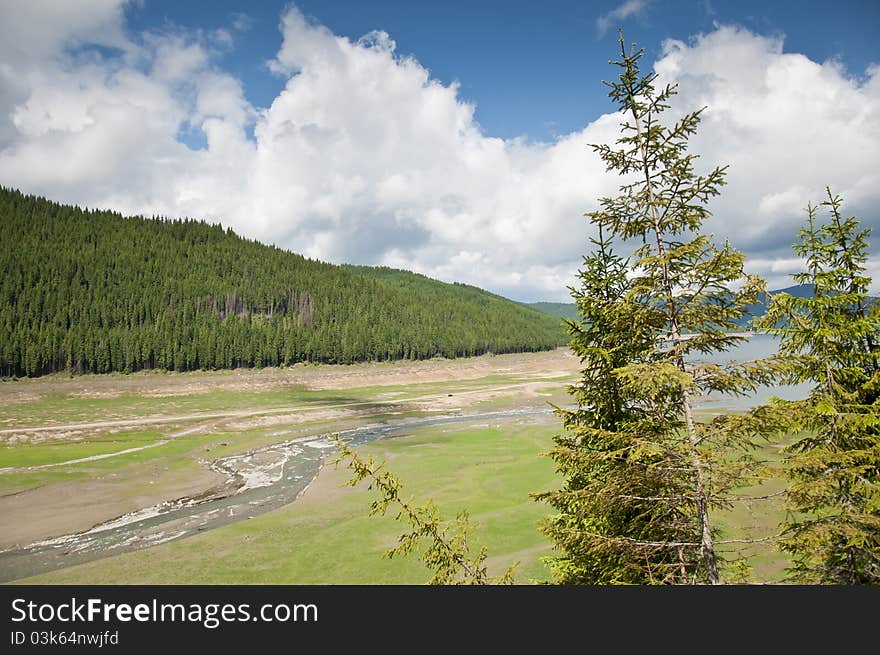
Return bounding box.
[1,351,798,585]
[14,417,796,585]
[21,421,561,584]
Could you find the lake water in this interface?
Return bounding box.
[692,332,811,412]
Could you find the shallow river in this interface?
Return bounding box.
[0,408,550,582]
[0,333,808,582]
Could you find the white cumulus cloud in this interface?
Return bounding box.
[0,5,877,300]
[654,26,880,290]
[597,0,651,38]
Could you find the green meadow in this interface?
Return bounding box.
[21,421,561,584]
[1,352,795,585]
[14,417,793,585]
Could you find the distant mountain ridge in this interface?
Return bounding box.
[743,284,814,326]
[0,187,566,377]
[528,284,820,327]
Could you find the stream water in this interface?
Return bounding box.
[0,408,550,582]
[0,333,809,582]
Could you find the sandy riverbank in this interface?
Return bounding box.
[0,348,578,404]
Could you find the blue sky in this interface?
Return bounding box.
[125,0,880,142]
[0,1,878,301]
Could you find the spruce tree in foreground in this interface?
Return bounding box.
[537,32,782,584]
[757,189,880,584]
[534,226,680,583]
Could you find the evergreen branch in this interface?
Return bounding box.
[332,435,516,585]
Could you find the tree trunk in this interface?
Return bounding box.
[624,48,719,583]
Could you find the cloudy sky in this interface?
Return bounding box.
[1,0,878,302]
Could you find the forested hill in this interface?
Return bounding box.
[523,302,579,320]
[0,187,565,377]
[343,264,535,310]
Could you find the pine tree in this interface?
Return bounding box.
[535,225,685,583]
[0,186,566,378]
[757,189,880,584]
[537,32,781,584]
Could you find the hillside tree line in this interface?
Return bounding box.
[0,187,565,378]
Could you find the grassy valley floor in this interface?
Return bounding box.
[20,419,560,584]
[1,350,577,583]
[1,348,792,584]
